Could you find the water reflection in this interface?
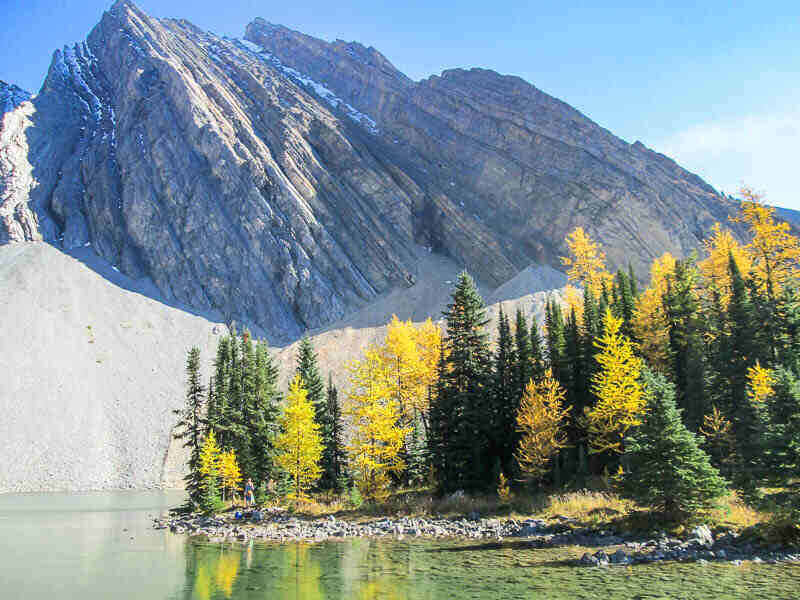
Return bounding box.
[183,539,415,599]
[2,492,799,600]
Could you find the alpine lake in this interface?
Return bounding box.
[1,491,799,599]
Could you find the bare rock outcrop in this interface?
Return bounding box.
[1,1,741,344]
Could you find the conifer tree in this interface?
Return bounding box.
[210,336,231,446]
[225,327,244,461]
[560,226,613,295]
[528,315,546,383]
[295,337,330,489]
[236,330,257,480]
[620,370,728,520]
[633,252,675,372]
[296,337,326,415]
[198,430,224,514]
[563,308,586,473]
[515,370,571,484]
[346,349,409,499]
[493,306,517,474]
[545,298,567,386]
[428,343,451,488]
[725,256,760,413]
[761,367,800,487]
[249,341,281,487]
[585,310,644,454]
[218,449,242,503]
[321,374,347,491]
[776,287,800,373]
[614,269,636,340]
[174,347,206,507]
[513,309,545,400]
[275,376,323,500]
[628,263,639,299]
[430,271,492,492]
[564,308,583,412]
[664,257,707,430]
[734,187,800,303]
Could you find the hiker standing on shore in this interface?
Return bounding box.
[244,478,255,507]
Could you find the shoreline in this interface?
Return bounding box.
[155,508,800,567]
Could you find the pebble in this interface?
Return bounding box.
[154,511,800,567]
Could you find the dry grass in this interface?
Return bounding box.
[539,490,634,524]
[269,487,771,535]
[280,487,636,525]
[709,492,769,529]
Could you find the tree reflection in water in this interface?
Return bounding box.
[183,539,410,599]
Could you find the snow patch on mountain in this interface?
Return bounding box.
[231,38,379,134]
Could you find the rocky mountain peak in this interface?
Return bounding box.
[0,80,31,116]
[1,3,742,343]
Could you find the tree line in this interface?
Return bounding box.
[176,187,800,521]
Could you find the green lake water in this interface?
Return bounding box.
[1,492,799,599]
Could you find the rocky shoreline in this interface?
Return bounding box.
[155,509,800,567]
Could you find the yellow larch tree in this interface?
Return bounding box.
[561,284,585,323]
[275,376,323,500]
[375,315,442,431]
[632,252,676,370]
[699,405,735,473]
[514,370,571,481]
[346,347,409,500]
[199,429,222,479]
[746,361,774,404]
[585,309,645,454]
[733,186,800,300]
[698,223,752,307]
[560,227,613,295]
[218,450,242,503]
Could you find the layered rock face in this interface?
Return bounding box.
[1,1,740,342]
[0,81,30,115]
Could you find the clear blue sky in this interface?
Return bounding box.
[3,1,800,208]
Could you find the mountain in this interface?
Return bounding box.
[0,81,30,116]
[0,1,747,492]
[1,0,741,344]
[775,206,800,229]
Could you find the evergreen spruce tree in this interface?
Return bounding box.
[575,286,602,475]
[776,288,800,373]
[174,347,206,508]
[620,369,728,520]
[429,343,453,488]
[236,330,257,480]
[762,367,800,487]
[563,308,584,474]
[317,374,345,491]
[581,286,602,398]
[295,337,332,490]
[249,341,281,487]
[545,298,567,387]
[431,271,492,492]
[529,316,546,383]
[628,263,639,299]
[226,326,244,464]
[405,413,429,487]
[210,336,231,447]
[492,306,517,475]
[324,375,348,490]
[513,308,533,404]
[615,269,637,340]
[664,258,707,430]
[723,256,769,492]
